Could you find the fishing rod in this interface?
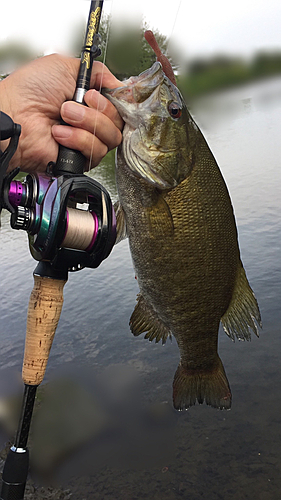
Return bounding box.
[0,2,116,498]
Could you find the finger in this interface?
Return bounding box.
[90,61,124,90]
[52,125,108,167]
[84,89,123,130]
[60,101,122,151]
[63,57,123,98]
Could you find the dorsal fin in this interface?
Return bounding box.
[221,261,261,341]
[144,30,177,86]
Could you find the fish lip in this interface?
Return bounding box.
[103,61,164,104]
[131,61,164,86]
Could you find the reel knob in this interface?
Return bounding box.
[11,205,33,230]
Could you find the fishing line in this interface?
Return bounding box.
[88,0,115,172]
[61,208,98,251]
[165,0,182,56]
[169,0,182,40]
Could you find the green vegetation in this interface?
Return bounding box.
[67,15,174,81]
[96,18,281,96]
[1,17,281,97]
[179,50,281,98]
[103,23,169,80]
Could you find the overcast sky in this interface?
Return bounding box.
[1,0,281,60]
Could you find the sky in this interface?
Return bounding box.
[1,0,281,61]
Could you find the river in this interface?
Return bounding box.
[0,76,280,499]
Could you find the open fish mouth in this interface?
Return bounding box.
[103,62,164,108]
[127,61,164,96]
[104,61,187,189]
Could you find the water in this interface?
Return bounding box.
[0,77,280,499]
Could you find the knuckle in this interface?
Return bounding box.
[95,143,108,164]
[99,142,109,159]
[85,135,108,164]
[109,129,122,150]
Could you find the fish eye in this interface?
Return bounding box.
[168,102,182,119]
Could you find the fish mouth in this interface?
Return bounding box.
[103,62,164,108]
[104,62,179,190]
[128,61,165,99]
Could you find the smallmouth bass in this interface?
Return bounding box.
[105,61,261,410]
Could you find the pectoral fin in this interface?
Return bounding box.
[221,261,262,341]
[114,201,127,244]
[130,294,172,345]
[144,194,174,238]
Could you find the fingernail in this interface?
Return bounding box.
[62,101,85,121]
[52,125,72,139]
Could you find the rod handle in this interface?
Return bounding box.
[22,275,67,386]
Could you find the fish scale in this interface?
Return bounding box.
[105,61,261,410]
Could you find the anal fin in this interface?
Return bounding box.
[130,294,172,345]
[221,261,262,341]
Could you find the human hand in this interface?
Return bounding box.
[0,54,123,173]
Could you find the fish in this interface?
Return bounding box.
[104,59,261,411]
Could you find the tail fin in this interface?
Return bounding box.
[173,356,231,410]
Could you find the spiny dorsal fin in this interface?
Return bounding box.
[130,293,172,345]
[221,261,262,341]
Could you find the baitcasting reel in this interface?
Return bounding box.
[0,111,116,273]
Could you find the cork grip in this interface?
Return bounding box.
[22,275,67,386]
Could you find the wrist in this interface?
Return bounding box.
[0,78,21,170]
[0,79,11,149]
[0,78,10,114]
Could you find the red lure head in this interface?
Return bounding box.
[144,30,177,86]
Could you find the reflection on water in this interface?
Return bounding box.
[0,77,281,499]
